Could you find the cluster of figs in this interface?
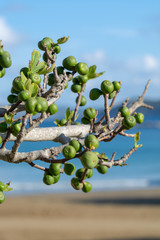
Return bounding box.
[43,134,108,193]
[0,44,12,78]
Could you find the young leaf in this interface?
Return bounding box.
[88,71,105,80]
[30,83,39,97]
[4,113,14,125]
[3,182,13,192]
[37,63,55,75]
[57,36,70,44]
[134,132,143,148]
[54,119,59,126]
[74,113,79,121]
[89,65,97,74]
[21,72,28,84]
[65,107,71,121]
[25,79,32,91]
[31,50,41,71]
[33,61,46,73]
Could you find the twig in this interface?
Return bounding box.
[72,84,86,123]
[28,162,48,172]
[104,94,111,130]
[80,168,88,183]
[11,113,30,158]
[119,131,136,137]
[1,129,11,149]
[109,90,119,110]
[99,146,137,168]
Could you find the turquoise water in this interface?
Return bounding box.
[0,126,160,195]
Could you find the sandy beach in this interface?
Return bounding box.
[0,189,160,240]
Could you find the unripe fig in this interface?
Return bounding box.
[69,139,82,152]
[97,165,108,174]
[76,168,93,179]
[62,56,77,71]
[11,121,22,136]
[82,182,92,193]
[25,97,37,113]
[0,51,11,68]
[48,73,55,86]
[119,106,130,117]
[0,122,8,133]
[12,76,25,92]
[38,37,54,50]
[62,145,76,159]
[123,115,136,129]
[108,91,116,99]
[30,73,41,85]
[83,108,96,120]
[20,67,29,77]
[112,81,121,91]
[49,163,61,176]
[53,44,61,54]
[64,162,75,175]
[89,88,102,100]
[71,177,83,190]
[76,95,87,106]
[71,84,82,93]
[47,103,58,115]
[43,174,54,185]
[78,75,88,84]
[7,94,18,104]
[0,191,5,204]
[85,134,99,150]
[36,97,48,112]
[0,66,6,78]
[59,119,67,126]
[81,151,99,169]
[75,62,89,75]
[101,80,114,94]
[72,76,80,84]
[135,113,144,124]
[52,174,60,184]
[81,117,90,124]
[18,90,30,102]
[0,181,5,191]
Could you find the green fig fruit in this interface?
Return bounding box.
[64,162,75,175]
[62,145,76,159]
[81,151,99,169]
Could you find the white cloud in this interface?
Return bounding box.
[143,55,158,71]
[126,54,159,73]
[0,17,19,44]
[83,50,106,65]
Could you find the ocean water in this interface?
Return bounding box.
[0,124,160,195]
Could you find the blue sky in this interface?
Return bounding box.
[0,0,160,108]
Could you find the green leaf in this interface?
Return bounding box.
[89,65,97,74]
[3,181,13,192]
[37,63,55,75]
[30,83,39,97]
[88,71,105,80]
[54,119,59,126]
[31,50,41,71]
[74,113,79,121]
[57,36,70,44]
[4,113,14,125]
[65,107,71,121]
[20,72,28,84]
[34,61,46,73]
[25,79,32,91]
[134,132,143,148]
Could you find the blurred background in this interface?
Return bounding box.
[0,0,160,240]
